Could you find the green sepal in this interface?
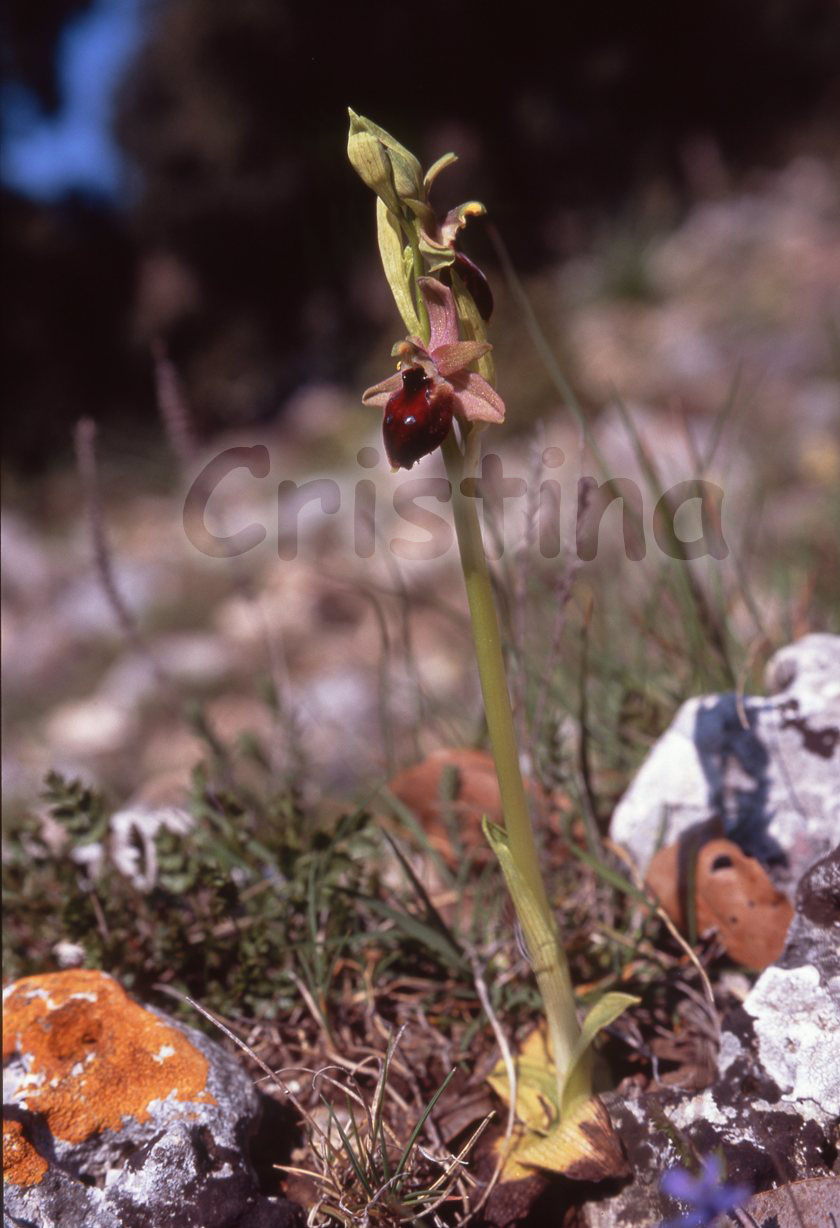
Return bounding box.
[348,122,400,213]
[418,232,457,272]
[425,254,457,275]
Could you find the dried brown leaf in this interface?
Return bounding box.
[646,837,793,970]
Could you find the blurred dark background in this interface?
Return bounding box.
[3,0,839,470]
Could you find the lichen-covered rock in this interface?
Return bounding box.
[741,965,839,1118]
[579,843,840,1226]
[610,633,840,889]
[2,970,301,1228]
[739,845,840,1126]
[778,843,840,983]
[728,1177,840,1227]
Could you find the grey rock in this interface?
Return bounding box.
[742,963,840,1121]
[3,1160,121,1228]
[725,1176,840,1226]
[582,1029,834,1228]
[3,973,302,1228]
[104,1120,292,1228]
[739,842,840,1126]
[610,633,840,889]
[778,844,840,983]
[581,1002,836,1228]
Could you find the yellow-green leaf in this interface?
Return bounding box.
[559,992,640,1115]
[491,1094,629,1183]
[512,1095,629,1181]
[486,1024,559,1132]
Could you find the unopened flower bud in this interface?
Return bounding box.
[347,110,424,214]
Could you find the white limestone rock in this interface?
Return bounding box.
[610,633,840,888]
[743,964,840,1122]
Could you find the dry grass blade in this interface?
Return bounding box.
[157,987,330,1146]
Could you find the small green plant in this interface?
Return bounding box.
[347,112,637,1179]
[3,762,382,1021]
[4,752,516,1034]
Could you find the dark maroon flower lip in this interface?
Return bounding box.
[363,280,505,436]
[382,367,454,470]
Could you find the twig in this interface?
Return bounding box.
[734,634,768,731]
[151,346,304,783]
[451,952,513,1226]
[510,434,542,760]
[155,986,328,1145]
[74,417,172,692]
[151,338,199,468]
[75,420,147,653]
[530,481,584,747]
[578,599,606,852]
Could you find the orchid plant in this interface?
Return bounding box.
[348,111,636,1182]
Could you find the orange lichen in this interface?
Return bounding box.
[3,1119,49,1187]
[3,970,215,1146]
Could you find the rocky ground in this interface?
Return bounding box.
[3,154,838,818]
[3,153,840,1228]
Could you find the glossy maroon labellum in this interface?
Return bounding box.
[382,366,454,469]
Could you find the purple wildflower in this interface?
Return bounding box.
[660,1154,750,1228]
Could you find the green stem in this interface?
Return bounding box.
[441,427,583,1096]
